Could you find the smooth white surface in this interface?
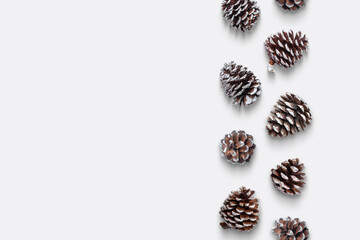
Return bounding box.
[0,0,359,239]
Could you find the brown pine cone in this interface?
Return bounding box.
[220,187,259,231]
[222,0,261,31]
[266,93,311,138]
[271,158,305,195]
[264,30,308,73]
[220,62,262,106]
[273,217,309,240]
[276,0,305,11]
[221,130,255,164]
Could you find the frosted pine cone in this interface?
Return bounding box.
[220,187,259,231]
[271,158,305,195]
[276,0,305,11]
[273,217,309,240]
[264,30,308,73]
[222,0,261,31]
[266,93,311,138]
[220,62,261,106]
[221,130,255,164]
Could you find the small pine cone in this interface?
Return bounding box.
[264,30,308,73]
[276,0,305,11]
[220,187,259,231]
[271,158,305,195]
[220,62,262,106]
[266,93,311,138]
[273,217,309,240]
[221,130,255,164]
[222,0,261,31]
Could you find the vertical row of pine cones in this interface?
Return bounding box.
[219,0,311,238]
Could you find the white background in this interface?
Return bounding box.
[0,0,359,239]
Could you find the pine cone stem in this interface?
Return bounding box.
[268,59,275,73]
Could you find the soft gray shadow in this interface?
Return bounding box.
[218,217,262,240]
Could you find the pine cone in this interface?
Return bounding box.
[273,217,309,240]
[220,187,259,231]
[220,62,262,106]
[264,30,308,73]
[222,0,261,31]
[266,93,311,138]
[276,0,305,11]
[221,130,256,164]
[271,158,305,195]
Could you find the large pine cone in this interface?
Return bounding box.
[222,0,261,31]
[276,0,305,11]
[220,62,262,106]
[221,130,255,164]
[220,187,259,231]
[273,217,309,240]
[264,30,308,73]
[266,93,311,138]
[271,159,305,195]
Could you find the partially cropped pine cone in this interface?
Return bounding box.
[267,93,311,138]
[220,62,262,106]
[221,130,255,164]
[220,187,259,231]
[273,217,309,240]
[222,0,261,31]
[276,0,305,11]
[264,30,308,73]
[271,158,305,195]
